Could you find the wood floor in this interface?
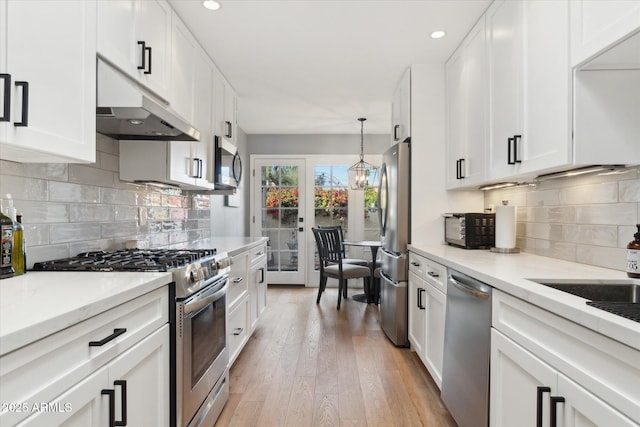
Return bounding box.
[215,286,457,427]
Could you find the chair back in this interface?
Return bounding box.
[317,225,347,257]
[312,227,343,267]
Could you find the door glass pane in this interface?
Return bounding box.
[313,166,349,269]
[261,165,300,273]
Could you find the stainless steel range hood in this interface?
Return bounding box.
[96,59,200,141]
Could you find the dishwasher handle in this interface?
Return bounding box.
[449,273,491,300]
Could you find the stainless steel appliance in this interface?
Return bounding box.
[378,141,410,347]
[444,213,495,249]
[96,59,200,141]
[441,269,492,427]
[213,136,242,191]
[33,248,232,427]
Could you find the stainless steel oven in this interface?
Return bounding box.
[176,272,229,427]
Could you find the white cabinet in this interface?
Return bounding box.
[490,290,640,426]
[0,0,96,163]
[570,0,640,67]
[97,0,172,101]
[0,287,169,427]
[171,13,197,123]
[486,0,571,181]
[407,252,447,388]
[227,241,268,366]
[391,68,411,144]
[214,68,237,145]
[445,17,487,189]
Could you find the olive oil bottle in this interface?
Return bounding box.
[11,210,25,276]
[0,199,15,279]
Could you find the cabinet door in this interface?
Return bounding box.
[171,14,196,122]
[557,374,638,427]
[490,329,557,427]
[224,83,237,144]
[228,296,249,366]
[423,283,446,389]
[519,0,571,175]
[213,67,226,138]
[1,0,96,163]
[107,325,170,427]
[169,141,198,187]
[97,0,137,77]
[391,68,410,144]
[135,0,172,100]
[249,260,260,332]
[486,0,523,179]
[445,47,466,188]
[17,368,108,427]
[570,0,640,67]
[193,52,216,189]
[408,271,426,361]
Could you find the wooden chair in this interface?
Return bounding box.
[312,227,371,309]
[317,225,369,266]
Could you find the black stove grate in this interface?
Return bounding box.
[32,249,217,272]
[586,301,640,323]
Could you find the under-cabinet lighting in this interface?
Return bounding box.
[430,30,446,39]
[478,182,518,191]
[535,165,626,182]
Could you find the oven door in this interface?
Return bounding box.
[179,276,229,426]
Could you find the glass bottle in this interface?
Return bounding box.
[0,199,15,279]
[12,210,25,276]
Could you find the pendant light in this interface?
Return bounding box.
[348,118,378,190]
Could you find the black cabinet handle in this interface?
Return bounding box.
[89,328,127,347]
[455,159,460,179]
[507,137,515,164]
[14,81,28,127]
[232,277,244,283]
[513,134,522,163]
[418,288,425,310]
[114,380,127,426]
[137,41,146,70]
[1,73,10,122]
[536,386,551,427]
[427,271,439,278]
[192,158,200,178]
[145,46,152,75]
[233,327,243,336]
[225,120,232,138]
[410,261,420,267]
[259,267,265,284]
[102,388,115,427]
[459,158,465,179]
[393,124,400,141]
[199,159,204,178]
[550,396,565,427]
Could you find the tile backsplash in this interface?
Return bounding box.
[485,166,640,271]
[0,134,212,268]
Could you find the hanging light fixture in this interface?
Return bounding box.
[348,118,378,190]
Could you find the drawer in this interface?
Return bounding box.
[409,252,447,294]
[229,252,249,308]
[0,287,168,426]
[228,296,249,366]
[250,243,267,265]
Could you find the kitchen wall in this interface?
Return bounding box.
[246,133,389,156]
[485,166,640,271]
[0,132,248,268]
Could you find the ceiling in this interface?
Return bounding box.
[169,0,491,135]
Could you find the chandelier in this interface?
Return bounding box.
[348,118,378,190]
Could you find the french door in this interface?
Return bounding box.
[253,159,306,285]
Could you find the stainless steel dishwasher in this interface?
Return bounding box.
[441,269,492,427]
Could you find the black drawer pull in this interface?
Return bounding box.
[14,81,28,127]
[418,288,426,310]
[1,73,10,122]
[410,261,420,267]
[427,271,439,278]
[233,327,243,336]
[89,328,127,347]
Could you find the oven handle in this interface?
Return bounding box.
[184,280,228,315]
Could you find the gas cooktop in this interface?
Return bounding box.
[32,249,218,272]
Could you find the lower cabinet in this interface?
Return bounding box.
[227,240,268,366]
[18,325,170,427]
[407,251,447,388]
[0,287,170,427]
[491,290,640,426]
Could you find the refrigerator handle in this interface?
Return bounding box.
[378,162,388,236]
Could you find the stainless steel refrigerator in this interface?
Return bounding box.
[377,141,410,347]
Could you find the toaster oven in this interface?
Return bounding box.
[444,213,495,249]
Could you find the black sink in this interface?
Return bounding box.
[531,280,640,323]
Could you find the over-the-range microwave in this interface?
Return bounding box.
[213,136,242,190]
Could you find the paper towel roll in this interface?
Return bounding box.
[495,204,516,249]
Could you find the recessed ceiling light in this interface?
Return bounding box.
[202,0,221,11]
[430,30,446,39]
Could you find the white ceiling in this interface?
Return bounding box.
[169,0,491,135]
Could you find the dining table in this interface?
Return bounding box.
[342,240,382,304]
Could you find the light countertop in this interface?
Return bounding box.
[408,243,640,351]
[0,271,172,357]
[170,236,269,257]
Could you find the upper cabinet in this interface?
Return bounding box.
[486,0,571,181]
[0,0,96,163]
[214,68,237,145]
[391,68,411,144]
[445,18,487,189]
[97,0,172,101]
[570,0,640,68]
